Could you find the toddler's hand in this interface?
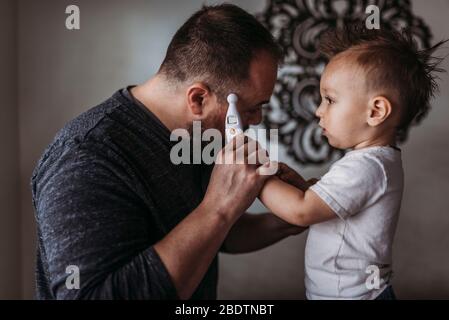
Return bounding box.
[276,162,310,191]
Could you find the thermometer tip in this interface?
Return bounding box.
[227,93,238,104]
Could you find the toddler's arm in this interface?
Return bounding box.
[259,176,336,227]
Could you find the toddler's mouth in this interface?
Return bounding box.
[318,125,327,135]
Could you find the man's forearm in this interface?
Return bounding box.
[222,212,307,254]
[154,201,237,300]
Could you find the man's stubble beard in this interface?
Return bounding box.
[187,109,226,150]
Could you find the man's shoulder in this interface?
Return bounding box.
[53,90,125,147]
[31,90,127,180]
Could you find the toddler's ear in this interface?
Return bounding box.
[367,96,392,127]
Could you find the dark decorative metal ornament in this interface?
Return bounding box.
[257,0,432,165]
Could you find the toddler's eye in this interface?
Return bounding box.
[325,96,334,105]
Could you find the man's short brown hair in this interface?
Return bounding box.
[158,4,282,102]
[320,24,447,140]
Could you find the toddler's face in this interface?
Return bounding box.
[316,55,371,150]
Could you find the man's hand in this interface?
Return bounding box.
[276,162,318,191]
[202,134,272,223]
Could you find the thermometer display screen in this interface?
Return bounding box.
[227,115,238,125]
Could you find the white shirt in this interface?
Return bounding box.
[306,146,403,300]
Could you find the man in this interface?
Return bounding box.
[32,4,305,300]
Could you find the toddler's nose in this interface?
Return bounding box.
[315,104,323,118]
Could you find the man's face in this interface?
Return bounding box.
[315,54,370,149]
[204,50,278,136]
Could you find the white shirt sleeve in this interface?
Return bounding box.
[309,153,388,220]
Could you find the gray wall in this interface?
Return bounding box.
[0,0,21,299]
[11,0,449,299]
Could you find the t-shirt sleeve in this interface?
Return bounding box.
[33,141,178,299]
[309,154,387,220]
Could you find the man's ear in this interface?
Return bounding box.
[186,83,211,117]
[367,96,392,127]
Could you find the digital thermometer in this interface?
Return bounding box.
[225,93,243,143]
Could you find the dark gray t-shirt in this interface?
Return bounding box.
[31,87,217,299]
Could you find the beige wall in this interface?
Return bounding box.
[12,0,449,299]
[0,0,21,299]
